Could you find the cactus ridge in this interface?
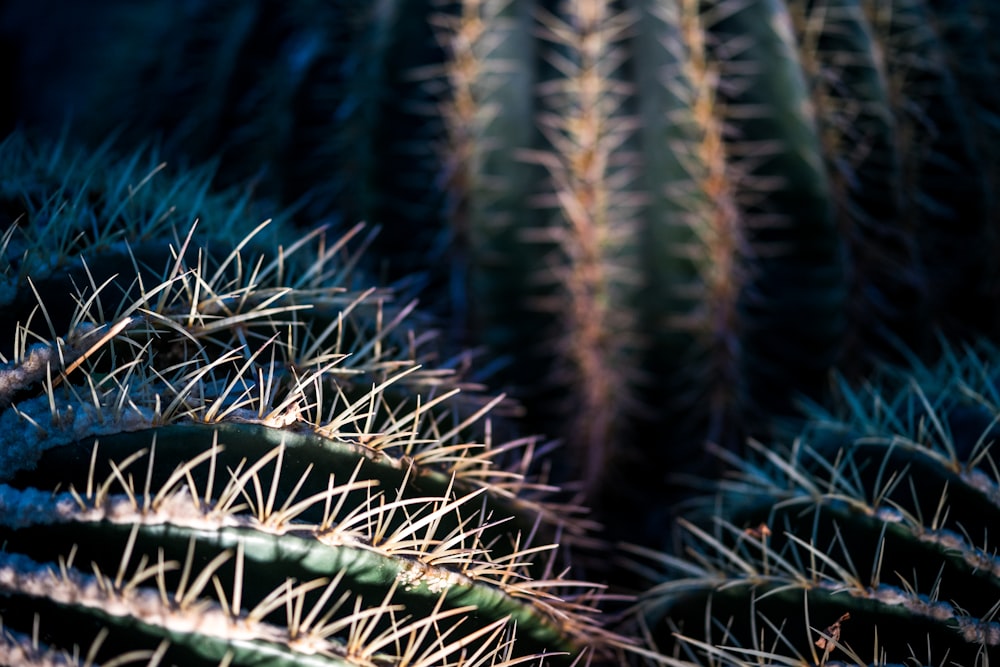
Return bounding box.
[0,134,631,666]
[0,439,596,664]
[632,343,1000,666]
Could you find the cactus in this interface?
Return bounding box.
[431,0,1000,514]
[393,0,1000,547]
[1,0,364,222]
[0,0,446,250]
[631,342,1000,666]
[5,0,1000,546]
[0,132,633,666]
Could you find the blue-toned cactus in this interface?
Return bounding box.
[631,343,1000,666]
[0,133,633,666]
[4,0,1000,553]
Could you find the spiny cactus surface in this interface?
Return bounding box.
[0,133,631,667]
[633,343,1000,666]
[422,0,1000,528]
[5,0,1000,563]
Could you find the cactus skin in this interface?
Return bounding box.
[632,344,1000,666]
[0,134,631,667]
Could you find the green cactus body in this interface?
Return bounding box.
[0,134,629,666]
[419,0,646,494]
[425,0,851,534]
[630,0,747,454]
[634,345,1000,666]
[418,0,547,351]
[862,0,995,341]
[702,0,847,426]
[423,0,1000,524]
[517,0,646,495]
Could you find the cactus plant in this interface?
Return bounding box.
[4,0,1000,548]
[630,342,1000,666]
[0,132,632,666]
[423,0,1000,529]
[0,0,446,247]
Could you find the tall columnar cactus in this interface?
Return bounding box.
[632,343,1000,666]
[787,0,926,367]
[423,0,999,526]
[0,133,632,666]
[430,0,649,495]
[426,0,850,520]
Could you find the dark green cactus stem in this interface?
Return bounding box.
[422,0,999,519]
[417,0,545,349]
[633,0,850,448]
[702,0,847,425]
[520,0,645,496]
[0,133,633,666]
[630,0,748,454]
[634,343,1000,666]
[861,0,996,341]
[428,0,849,524]
[789,0,925,368]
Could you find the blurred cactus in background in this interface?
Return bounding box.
[3,0,1000,555]
[411,0,1000,547]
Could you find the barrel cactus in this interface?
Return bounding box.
[0,132,631,666]
[632,343,1000,666]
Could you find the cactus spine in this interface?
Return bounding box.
[0,133,630,666]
